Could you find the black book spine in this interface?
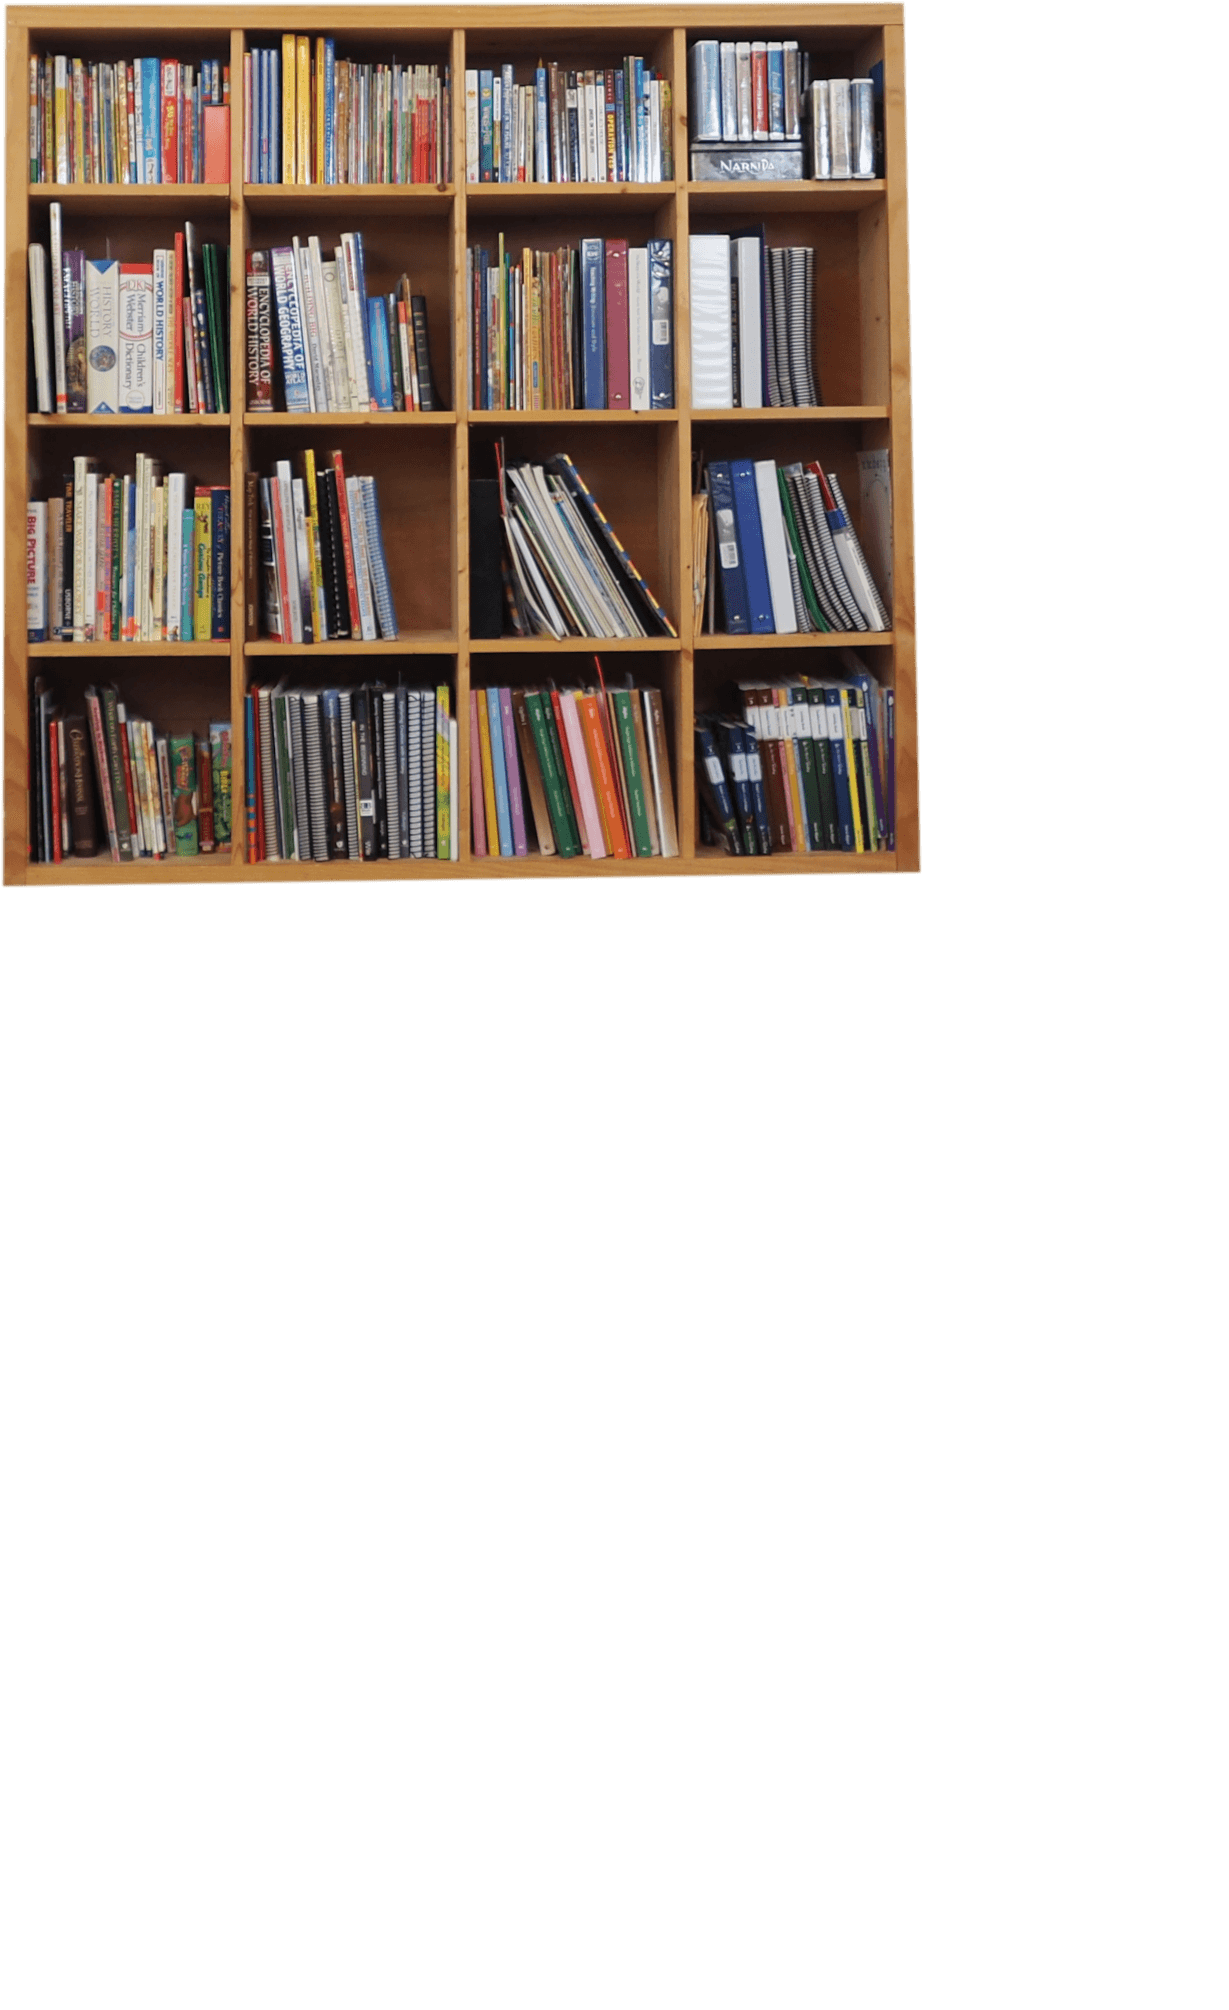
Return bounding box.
[410,297,438,411]
[61,476,74,636]
[352,686,376,859]
[370,682,388,857]
[386,294,404,410]
[321,694,348,858]
[319,469,349,640]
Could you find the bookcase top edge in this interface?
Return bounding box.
[7,5,905,28]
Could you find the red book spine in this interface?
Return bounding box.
[118,718,139,849]
[751,48,768,138]
[49,719,62,862]
[161,61,178,181]
[604,239,629,409]
[330,451,362,634]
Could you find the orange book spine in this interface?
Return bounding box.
[578,693,630,858]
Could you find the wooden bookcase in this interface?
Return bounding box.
[4,4,916,883]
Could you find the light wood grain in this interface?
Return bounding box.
[7,4,915,884]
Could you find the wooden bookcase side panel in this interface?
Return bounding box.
[5,5,914,886]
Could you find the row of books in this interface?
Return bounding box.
[254,454,398,644]
[467,237,673,413]
[697,662,894,855]
[29,210,228,417]
[247,683,455,862]
[807,79,879,182]
[493,448,676,642]
[244,39,449,184]
[690,233,817,410]
[29,677,230,863]
[28,52,230,185]
[27,463,230,645]
[250,237,440,414]
[472,678,677,861]
[689,39,805,144]
[464,59,673,185]
[694,457,888,638]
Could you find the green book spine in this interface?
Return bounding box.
[787,686,825,850]
[99,683,134,858]
[811,730,838,850]
[525,691,579,857]
[273,695,295,858]
[203,243,227,412]
[539,696,581,852]
[167,733,199,855]
[612,690,653,857]
[777,469,828,633]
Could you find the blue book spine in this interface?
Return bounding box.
[486,686,513,855]
[730,458,776,633]
[324,42,336,182]
[479,71,494,180]
[181,507,194,638]
[580,238,606,408]
[741,719,772,851]
[368,297,394,409]
[716,720,757,851]
[211,488,230,639]
[500,64,515,183]
[767,46,785,136]
[824,689,855,849]
[707,461,750,635]
[124,483,138,632]
[269,51,279,184]
[361,479,398,639]
[696,722,739,838]
[351,232,376,401]
[535,68,549,181]
[633,59,646,179]
[244,692,255,851]
[614,71,627,181]
[141,59,161,182]
[647,240,673,409]
[270,248,311,411]
[259,50,270,183]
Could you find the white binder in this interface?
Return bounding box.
[689,236,733,409]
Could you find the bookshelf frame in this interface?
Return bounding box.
[4,4,915,883]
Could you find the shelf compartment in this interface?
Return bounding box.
[247,421,458,636]
[245,191,455,410]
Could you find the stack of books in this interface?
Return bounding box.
[249,237,439,413]
[244,39,449,183]
[29,208,228,416]
[464,59,672,183]
[467,236,673,411]
[695,456,889,637]
[471,676,677,861]
[492,448,676,640]
[27,463,230,645]
[807,78,878,180]
[29,676,230,863]
[28,53,230,183]
[688,39,803,144]
[689,232,817,409]
[246,682,455,862]
[696,659,894,856]
[252,452,398,644]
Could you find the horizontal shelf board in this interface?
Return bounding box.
[245,635,455,655]
[694,630,895,648]
[692,846,897,872]
[236,859,462,880]
[687,179,885,213]
[29,182,230,210]
[244,183,453,214]
[29,640,229,656]
[690,405,888,422]
[467,407,674,424]
[245,409,455,425]
[469,636,681,652]
[466,181,676,214]
[27,849,235,882]
[28,412,230,427]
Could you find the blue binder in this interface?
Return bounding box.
[580,239,606,409]
[823,688,856,850]
[647,240,674,410]
[707,461,749,634]
[730,459,776,633]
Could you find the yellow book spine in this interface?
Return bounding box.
[435,687,450,860]
[301,449,327,642]
[315,39,326,185]
[281,34,296,182]
[476,685,499,848]
[193,494,212,640]
[54,70,68,182]
[838,687,864,853]
[297,37,311,185]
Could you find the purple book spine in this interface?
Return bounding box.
[499,686,528,856]
[65,248,86,412]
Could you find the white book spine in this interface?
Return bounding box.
[829,80,852,178]
[736,238,763,408]
[306,239,338,410]
[449,717,459,860]
[118,265,153,413]
[320,260,348,411]
[340,235,370,408]
[275,461,301,641]
[346,477,377,639]
[71,455,86,640]
[753,460,798,634]
[628,247,650,411]
[735,43,753,140]
[688,236,733,408]
[85,258,119,411]
[152,481,165,638]
[28,246,52,413]
[152,249,169,413]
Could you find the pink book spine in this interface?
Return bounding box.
[498,687,528,857]
[561,692,606,858]
[468,689,487,856]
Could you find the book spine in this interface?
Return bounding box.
[211,488,230,639]
[168,734,199,854]
[269,244,311,410]
[26,503,46,641]
[99,686,135,858]
[84,690,120,860]
[246,250,274,409]
[496,687,528,857]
